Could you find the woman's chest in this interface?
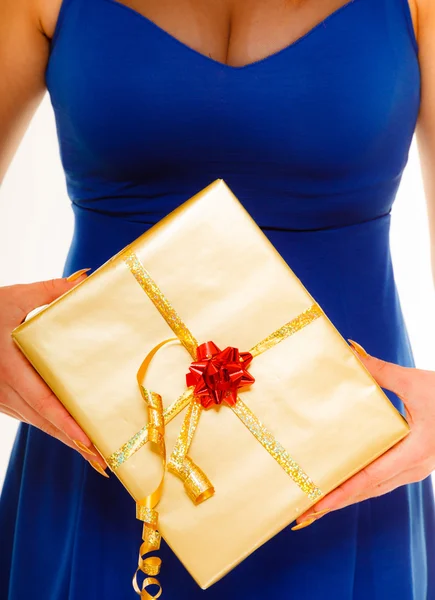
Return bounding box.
[43,0,420,219]
[42,0,418,68]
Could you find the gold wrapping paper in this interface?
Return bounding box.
[11,179,410,591]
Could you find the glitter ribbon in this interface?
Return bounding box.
[107,249,325,597]
[131,343,166,600]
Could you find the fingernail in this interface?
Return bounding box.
[347,339,369,357]
[66,268,91,282]
[73,439,96,456]
[291,517,316,530]
[304,508,331,520]
[89,460,110,478]
[291,509,331,530]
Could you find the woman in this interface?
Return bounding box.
[0,0,434,597]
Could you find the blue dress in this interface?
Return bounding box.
[1,0,434,597]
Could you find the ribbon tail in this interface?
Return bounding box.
[133,505,163,600]
[107,338,202,597]
[168,400,215,504]
[132,352,168,598]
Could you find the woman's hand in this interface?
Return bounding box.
[292,339,435,529]
[0,270,109,477]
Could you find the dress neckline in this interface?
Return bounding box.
[102,0,361,71]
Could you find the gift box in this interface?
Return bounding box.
[11,179,410,595]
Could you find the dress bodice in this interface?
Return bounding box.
[45,0,420,231]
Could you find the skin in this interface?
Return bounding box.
[0,275,109,471]
[0,0,431,512]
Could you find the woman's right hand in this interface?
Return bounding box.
[0,0,108,476]
[0,269,109,477]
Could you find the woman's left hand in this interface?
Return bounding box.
[292,339,435,530]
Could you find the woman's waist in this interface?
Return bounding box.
[65,201,393,271]
[64,203,411,367]
[64,203,397,327]
[68,170,397,233]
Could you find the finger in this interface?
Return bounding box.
[348,342,421,413]
[296,434,413,521]
[329,467,425,511]
[11,271,90,321]
[0,404,27,422]
[0,384,107,469]
[7,351,94,449]
[1,397,101,463]
[296,472,413,523]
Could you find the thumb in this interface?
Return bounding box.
[347,339,413,400]
[15,268,91,318]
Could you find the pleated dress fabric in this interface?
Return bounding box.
[1,0,435,598]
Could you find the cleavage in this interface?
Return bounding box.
[109,0,358,68]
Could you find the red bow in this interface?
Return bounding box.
[185,341,255,409]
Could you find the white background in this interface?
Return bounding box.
[0,95,435,496]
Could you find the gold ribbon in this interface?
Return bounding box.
[107,250,325,597]
[132,343,166,600]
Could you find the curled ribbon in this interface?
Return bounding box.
[106,250,325,597]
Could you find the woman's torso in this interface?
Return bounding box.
[3,1,433,599]
[44,0,420,229]
[44,0,421,371]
